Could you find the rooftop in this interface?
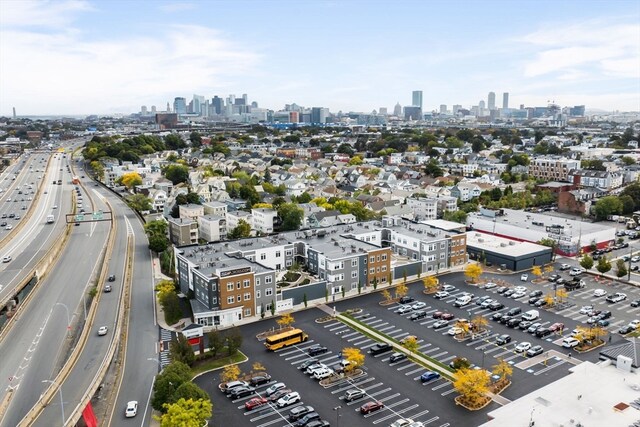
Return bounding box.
[481,361,640,427]
[466,231,550,257]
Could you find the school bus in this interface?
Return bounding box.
[264,328,309,351]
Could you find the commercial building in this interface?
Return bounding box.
[502,92,509,109]
[467,208,616,256]
[529,157,581,181]
[466,231,552,270]
[412,90,423,109]
[488,92,496,110]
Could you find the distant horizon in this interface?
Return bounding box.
[1,0,639,115]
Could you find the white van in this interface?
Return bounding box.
[453,295,472,307]
[522,310,539,321]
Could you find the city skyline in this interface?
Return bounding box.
[1,0,639,116]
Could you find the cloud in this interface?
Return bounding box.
[0,0,94,29]
[159,2,196,13]
[519,19,640,80]
[0,7,261,114]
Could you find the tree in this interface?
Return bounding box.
[276,313,295,329]
[596,256,612,275]
[594,196,623,221]
[90,160,105,181]
[157,398,212,427]
[170,382,209,405]
[423,276,439,293]
[220,364,241,383]
[225,327,243,356]
[165,134,186,150]
[443,210,468,224]
[543,294,555,307]
[492,359,513,386]
[228,219,252,239]
[159,291,182,325]
[450,357,472,371]
[402,336,419,354]
[453,368,490,407]
[251,362,266,375]
[170,334,195,367]
[125,194,152,211]
[471,315,488,334]
[531,266,542,280]
[616,259,628,278]
[303,293,308,308]
[464,264,483,283]
[454,320,470,337]
[120,171,142,189]
[149,234,169,253]
[207,329,225,357]
[544,265,554,276]
[277,203,304,231]
[341,347,365,372]
[270,300,276,316]
[620,195,635,214]
[424,159,444,177]
[381,289,392,302]
[152,361,192,411]
[189,131,202,148]
[164,164,190,185]
[395,283,408,299]
[580,254,594,270]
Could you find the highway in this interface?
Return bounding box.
[0,149,110,426]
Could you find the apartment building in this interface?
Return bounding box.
[169,217,199,247]
[436,196,458,217]
[568,169,623,190]
[450,183,481,202]
[202,200,228,217]
[226,210,253,233]
[197,215,227,242]
[179,203,205,220]
[252,208,279,234]
[529,157,580,181]
[406,197,438,221]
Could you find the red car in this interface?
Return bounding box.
[245,397,268,411]
[360,401,384,414]
[441,313,455,321]
[549,322,564,332]
[432,311,443,319]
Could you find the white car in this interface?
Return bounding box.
[515,342,532,353]
[593,289,607,297]
[2,255,11,263]
[484,282,497,289]
[441,284,456,292]
[607,293,627,303]
[629,320,640,329]
[97,326,108,336]
[511,290,527,299]
[390,419,415,427]
[579,306,593,315]
[313,367,334,380]
[560,263,571,270]
[4,225,11,230]
[570,267,586,276]
[434,291,449,299]
[632,256,640,263]
[520,274,529,281]
[396,305,413,314]
[411,302,427,310]
[447,327,464,336]
[513,286,527,293]
[562,337,580,348]
[276,391,301,407]
[52,205,57,209]
[125,401,138,418]
[265,382,286,396]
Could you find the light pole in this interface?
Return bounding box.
[333,405,341,427]
[42,380,65,425]
[55,303,71,337]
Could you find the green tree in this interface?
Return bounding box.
[277,203,304,231]
[189,131,202,148]
[619,195,635,214]
[621,183,640,211]
[164,134,186,150]
[125,194,152,211]
[207,329,225,357]
[157,398,212,427]
[616,259,628,278]
[170,334,195,367]
[580,254,594,270]
[164,164,190,185]
[303,293,308,308]
[443,210,468,224]
[89,160,105,181]
[169,382,209,405]
[225,327,243,356]
[151,361,192,411]
[228,219,252,239]
[297,192,312,204]
[594,196,623,220]
[149,234,169,253]
[424,159,444,177]
[596,256,612,275]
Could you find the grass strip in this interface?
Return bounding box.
[191,351,248,377]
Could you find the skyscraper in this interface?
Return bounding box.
[502,92,509,109]
[488,92,496,110]
[393,102,402,116]
[173,97,186,115]
[412,91,423,109]
[212,96,223,115]
[439,104,447,114]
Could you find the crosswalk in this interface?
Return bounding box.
[159,328,173,368]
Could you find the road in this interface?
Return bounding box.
[0,155,111,426]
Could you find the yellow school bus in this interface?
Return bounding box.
[264,328,309,351]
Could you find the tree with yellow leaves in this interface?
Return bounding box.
[402,336,419,354]
[423,276,439,293]
[157,398,212,427]
[531,266,542,279]
[492,358,513,387]
[464,264,483,283]
[220,364,241,383]
[276,313,295,329]
[120,171,143,189]
[471,315,488,334]
[453,367,491,408]
[252,362,266,374]
[455,320,470,337]
[342,347,365,372]
[543,294,555,307]
[555,288,568,304]
[395,283,408,299]
[155,280,176,301]
[544,265,554,276]
[381,289,392,302]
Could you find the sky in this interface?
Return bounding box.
[1,0,639,116]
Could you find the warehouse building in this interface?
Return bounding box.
[466,231,552,271]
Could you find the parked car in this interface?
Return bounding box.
[527,323,542,334]
[631,299,640,308]
[496,286,508,294]
[484,282,498,289]
[503,289,515,297]
[534,299,548,308]
[250,374,272,386]
[506,307,522,316]
[441,312,455,320]
[597,319,610,327]
[432,311,443,319]
[520,273,529,281]
[313,367,334,380]
[420,371,441,382]
[305,420,330,427]
[390,352,408,363]
[229,386,256,399]
[344,388,365,402]
[308,346,328,356]
[289,405,315,421]
[409,310,427,321]
[593,289,607,297]
[507,318,522,328]
[399,296,415,304]
[441,284,456,292]
[269,389,293,402]
[528,297,540,305]
[515,342,532,352]
[549,322,565,332]
[245,397,269,411]
[298,359,319,370]
[369,342,392,355]
[265,382,287,397]
[277,391,301,408]
[529,290,543,298]
[491,312,504,321]
[396,305,413,314]
[222,380,248,393]
[480,299,495,308]
[360,401,384,414]
[535,328,552,338]
[434,291,449,299]
[411,302,427,310]
[526,345,544,357]
[433,319,449,329]
[489,301,504,311]
[560,263,571,270]
[496,334,512,345]
[547,274,560,282]
[562,337,580,348]
[579,305,594,314]
[447,326,464,336]
[606,292,627,303]
[294,412,321,427]
[570,267,586,276]
[619,325,635,335]
[519,320,533,330]
[476,295,492,305]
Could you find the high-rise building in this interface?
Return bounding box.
[439,104,447,114]
[379,107,388,115]
[403,106,422,121]
[393,102,402,116]
[192,94,205,115]
[141,106,148,115]
[166,102,171,113]
[569,105,586,117]
[502,92,509,109]
[412,91,423,109]
[173,97,187,115]
[212,96,223,115]
[151,105,157,113]
[311,107,329,124]
[452,105,462,115]
[488,92,496,110]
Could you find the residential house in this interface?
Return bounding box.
[568,169,623,190]
[197,215,227,242]
[202,201,228,217]
[168,217,198,247]
[179,204,204,220]
[450,182,481,202]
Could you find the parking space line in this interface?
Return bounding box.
[360,341,378,350]
[284,353,310,361]
[358,387,393,403]
[341,331,360,339]
[421,416,440,425]
[347,334,366,342]
[372,403,420,424]
[366,319,384,326]
[353,338,373,346]
[408,409,431,420]
[431,381,450,391]
[422,346,440,354]
[440,355,457,364]
[431,351,448,359]
[329,324,347,332]
[441,388,457,396]
[368,398,410,417]
[332,378,379,395]
[418,343,432,351]
[378,325,396,332]
[534,359,566,375]
[405,366,425,376]
[502,353,522,362]
[396,362,417,371]
[323,322,341,328]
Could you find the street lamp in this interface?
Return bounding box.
[55,303,71,337]
[42,380,65,425]
[333,405,341,427]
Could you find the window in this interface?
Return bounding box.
[370,256,375,263]
[370,268,375,274]
[382,254,387,261]
[382,265,387,272]
[351,259,357,267]
[377,255,381,262]
[256,290,261,298]
[440,253,445,260]
[441,242,446,249]
[236,295,241,302]
[265,288,273,296]
[286,250,293,256]
[275,251,281,257]
[265,276,272,284]
[227,283,233,291]
[351,271,358,278]
[227,296,234,304]
[256,278,261,286]
[381,276,387,283]
[243,280,250,288]
[413,253,418,260]
[276,263,281,270]
[286,260,292,267]
[244,308,251,317]
[244,293,251,301]
[261,253,266,260]
[236,281,241,289]
[212,297,217,304]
